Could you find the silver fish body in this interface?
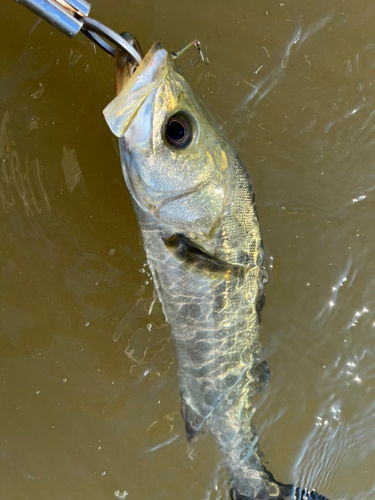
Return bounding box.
[104,41,328,500]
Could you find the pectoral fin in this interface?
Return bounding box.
[180,397,206,441]
[163,233,244,279]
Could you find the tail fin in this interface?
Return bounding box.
[230,483,329,500]
[293,487,330,500]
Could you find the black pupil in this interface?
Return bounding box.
[167,119,186,142]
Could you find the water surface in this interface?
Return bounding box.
[0,1,374,499]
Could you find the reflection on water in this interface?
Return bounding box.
[0,0,375,499]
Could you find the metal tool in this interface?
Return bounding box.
[13,0,142,63]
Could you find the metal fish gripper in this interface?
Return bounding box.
[12,0,142,63]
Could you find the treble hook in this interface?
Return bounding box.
[172,39,209,66]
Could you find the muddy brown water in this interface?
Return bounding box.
[0,1,374,499]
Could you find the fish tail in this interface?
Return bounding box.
[230,478,330,500]
[204,374,330,500]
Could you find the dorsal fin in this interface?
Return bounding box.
[163,233,244,279]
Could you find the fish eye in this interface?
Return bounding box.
[164,113,193,149]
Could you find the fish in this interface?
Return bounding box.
[103,35,329,500]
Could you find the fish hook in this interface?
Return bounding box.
[171,39,209,66]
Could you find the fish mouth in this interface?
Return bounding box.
[103,40,169,138]
[114,33,143,95]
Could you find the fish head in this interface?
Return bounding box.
[104,43,234,239]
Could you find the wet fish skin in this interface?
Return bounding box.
[104,41,329,500]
